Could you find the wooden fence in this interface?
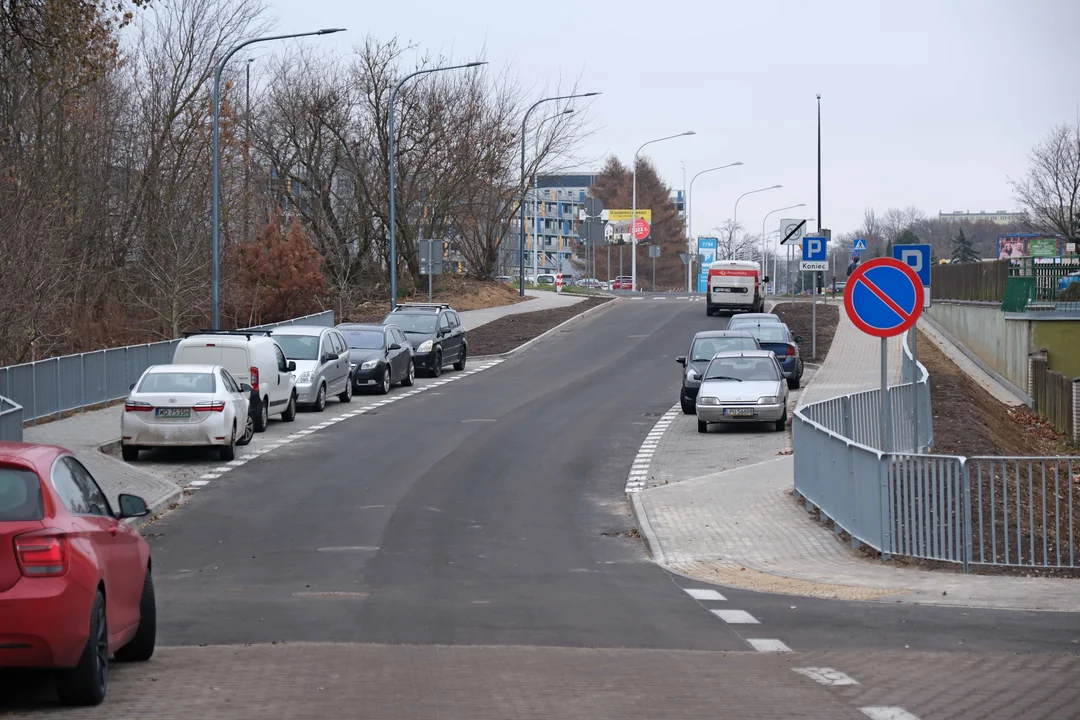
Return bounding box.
[931,260,1008,302]
[1030,356,1076,441]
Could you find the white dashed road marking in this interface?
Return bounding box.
[793,668,859,686]
[860,709,921,720]
[684,588,726,601]
[710,609,759,624]
[745,639,792,653]
[624,404,679,493]
[188,480,210,487]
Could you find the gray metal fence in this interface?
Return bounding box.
[0,396,22,442]
[794,330,1080,571]
[0,309,333,435]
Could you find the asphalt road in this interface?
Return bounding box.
[148,298,1080,654]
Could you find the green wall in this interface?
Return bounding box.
[1033,321,1080,378]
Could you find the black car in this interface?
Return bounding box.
[676,330,760,414]
[382,303,467,377]
[337,323,415,394]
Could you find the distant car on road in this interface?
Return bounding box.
[612,276,634,290]
[121,364,253,461]
[337,323,415,394]
[0,443,155,706]
[676,331,760,414]
[273,326,353,411]
[535,273,556,285]
[695,351,789,434]
[495,276,514,284]
[726,313,782,331]
[383,303,467,377]
[743,323,805,389]
[580,278,603,289]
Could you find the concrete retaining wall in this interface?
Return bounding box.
[925,301,1030,392]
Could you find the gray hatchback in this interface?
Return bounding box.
[676,330,760,414]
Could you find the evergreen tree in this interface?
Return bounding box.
[950,227,980,263]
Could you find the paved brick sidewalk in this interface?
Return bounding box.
[458,289,584,330]
[797,307,903,408]
[6,643,1077,719]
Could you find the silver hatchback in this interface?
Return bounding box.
[272,326,354,412]
[695,350,789,434]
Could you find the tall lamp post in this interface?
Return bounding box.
[212,28,346,330]
[388,61,487,310]
[631,131,695,291]
[687,162,743,292]
[519,91,601,297]
[530,110,574,281]
[760,203,805,292]
[731,184,781,261]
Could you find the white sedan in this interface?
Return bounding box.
[121,364,253,461]
[695,350,790,434]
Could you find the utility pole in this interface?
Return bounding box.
[813,93,822,359]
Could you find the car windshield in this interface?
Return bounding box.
[748,326,790,344]
[690,337,757,361]
[704,357,780,382]
[389,314,437,333]
[0,465,43,521]
[137,372,216,394]
[274,334,321,360]
[340,330,383,350]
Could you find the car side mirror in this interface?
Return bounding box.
[117,494,149,519]
[762,275,770,283]
[240,383,252,394]
[288,360,297,372]
[438,328,449,337]
[795,336,804,343]
[676,356,686,365]
[389,342,402,351]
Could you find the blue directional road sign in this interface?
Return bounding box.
[800,235,827,271]
[696,237,718,293]
[892,244,931,286]
[844,257,923,338]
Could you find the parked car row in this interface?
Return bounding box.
[676,312,805,434]
[119,303,469,462]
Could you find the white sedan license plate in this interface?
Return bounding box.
[155,407,190,418]
[722,408,754,417]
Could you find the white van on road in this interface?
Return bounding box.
[705,260,768,317]
[173,331,298,432]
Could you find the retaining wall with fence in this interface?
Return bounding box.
[793,330,1080,572]
[0,310,334,442]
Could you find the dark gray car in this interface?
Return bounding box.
[337,323,415,395]
[676,330,760,414]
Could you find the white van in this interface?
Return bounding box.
[173,332,298,432]
[705,260,767,317]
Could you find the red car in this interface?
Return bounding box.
[0,442,155,706]
[612,276,635,290]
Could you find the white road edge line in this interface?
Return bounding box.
[860,709,920,720]
[746,639,792,653]
[683,588,726,601]
[793,667,859,686]
[710,609,759,624]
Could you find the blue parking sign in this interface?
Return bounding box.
[892,244,931,286]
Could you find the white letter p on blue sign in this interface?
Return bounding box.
[899,248,923,274]
[808,238,822,258]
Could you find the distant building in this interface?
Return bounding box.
[939,210,1027,225]
[507,172,597,276]
[670,189,685,219]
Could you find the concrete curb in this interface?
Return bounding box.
[94,438,185,527]
[630,491,666,565]
[470,297,621,362]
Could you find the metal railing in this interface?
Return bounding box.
[794,330,1080,571]
[0,310,333,430]
[0,396,23,442]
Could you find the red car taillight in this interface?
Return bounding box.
[786,345,796,357]
[14,530,68,577]
[193,401,226,412]
[250,366,259,393]
[125,400,152,412]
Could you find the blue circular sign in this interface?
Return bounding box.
[844,258,923,338]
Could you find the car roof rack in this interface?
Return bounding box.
[392,302,451,310]
[183,329,274,338]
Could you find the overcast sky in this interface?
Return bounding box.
[267,0,1078,242]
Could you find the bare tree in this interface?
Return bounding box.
[1011,123,1080,240]
[712,220,757,260]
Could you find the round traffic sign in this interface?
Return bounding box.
[633,218,651,241]
[844,257,923,338]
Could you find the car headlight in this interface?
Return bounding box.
[296,371,313,384]
[698,396,719,405]
[757,396,781,405]
[417,340,434,353]
[360,359,379,370]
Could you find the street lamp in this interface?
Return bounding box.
[761,203,806,292]
[519,92,601,297]
[631,131,695,291]
[686,162,743,292]
[211,28,346,330]
[388,60,488,310]
[731,184,781,261]
[531,109,574,280]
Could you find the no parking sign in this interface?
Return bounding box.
[844,258,923,338]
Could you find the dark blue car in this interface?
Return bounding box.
[744,323,805,389]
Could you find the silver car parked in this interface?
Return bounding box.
[696,350,789,434]
[272,326,353,412]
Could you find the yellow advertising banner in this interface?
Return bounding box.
[606,209,652,222]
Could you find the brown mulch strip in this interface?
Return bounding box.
[771,301,839,362]
[468,297,612,356]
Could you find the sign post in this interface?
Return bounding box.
[893,243,932,452]
[419,239,445,303]
[649,244,660,289]
[802,235,828,358]
[844,257,924,452]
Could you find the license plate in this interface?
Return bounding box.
[155,407,190,418]
[713,287,731,292]
[722,408,754,416]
